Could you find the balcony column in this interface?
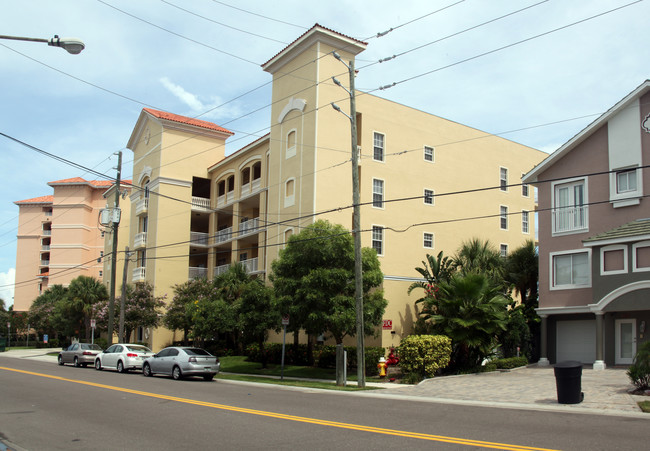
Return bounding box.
[231,200,241,264]
[593,311,606,370]
[538,314,550,366]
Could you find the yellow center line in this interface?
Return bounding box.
[0,366,558,450]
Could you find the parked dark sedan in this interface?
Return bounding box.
[142,347,220,381]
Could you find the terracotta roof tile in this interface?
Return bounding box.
[48,178,132,188]
[14,195,54,205]
[143,108,234,135]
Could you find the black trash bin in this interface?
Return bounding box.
[554,360,584,404]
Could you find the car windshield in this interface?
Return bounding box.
[126,345,152,353]
[81,344,102,351]
[184,348,211,356]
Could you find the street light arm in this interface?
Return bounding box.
[0,34,84,54]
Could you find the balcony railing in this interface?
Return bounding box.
[134,232,147,249]
[132,267,146,282]
[215,227,233,244]
[214,264,229,277]
[239,217,259,236]
[241,182,251,197]
[553,205,588,234]
[40,260,50,267]
[136,197,148,215]
[217,194,226,208]
[190,232,209,246]
[189,267,208,279]
[252,177,261,192]
[42,230,52,236]
[213,258,259,277]
[41,245,50,251]
[191,196,210,212]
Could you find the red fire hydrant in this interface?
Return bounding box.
[377,357,387,378]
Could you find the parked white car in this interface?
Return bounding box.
[94,343,154,373]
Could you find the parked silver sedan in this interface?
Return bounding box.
[58,343,103,367]
[94,343,154,373]
[142,347,220,381]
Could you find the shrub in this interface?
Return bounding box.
[484,356,528,371]
[628,341,650,390]
[315,345,384,376]
[399,335,452,379]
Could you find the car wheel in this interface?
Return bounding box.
[57,355,63,366]
[117,360,125,373]
[143,363,152,377]
[172,366,182,380]
[203,374,214,381]
[74,357,80,368]
[95,359,102,371]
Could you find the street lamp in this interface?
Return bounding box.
[331,51,365,388]
[0,34,85,54]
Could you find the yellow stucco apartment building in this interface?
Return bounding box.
[106,25,546,351]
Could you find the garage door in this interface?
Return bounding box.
[556,320,596,363]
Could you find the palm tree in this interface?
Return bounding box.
[453,238,505,282]
[505,240,538,309]
[67,276,108,341]
[408,251,454,317]
[429,272,509,371]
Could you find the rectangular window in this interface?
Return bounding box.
[500,167,508,191]
[522,210,529,234]
[372,226,384,255]
[424,189,434,205]
[500,206,508,230]
[423,233,433,249]
[373,179,384,208]
[553,179,587,233]
[522,173,529,197]
[552,251,589,288]
[617,169,637,193]
[373,132,384,161]
[500,244,508,258]
[424,146,434,162]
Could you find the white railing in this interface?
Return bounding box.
[239,217,259,236]
[553,206,588,234]
[190,232,209,246]
[217,194,226,207]
[136,197,148,215]
[41,245,50,251]
[252,178,261,192]
[215,227,233,244]
[241,257,258,273]
[40,260,50,266]
[134,232,147,249]
[189,267,208,279]
[241,182,251,197]
[226,191,234,204]
[214,264,229,276]
[132,267,146,282]
[191,196,210,211]
[42,230,52,236]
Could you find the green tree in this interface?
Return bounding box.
[66,276,108,341]
[270,220,387,346]
[28,285,69,339]
[453,238,505,283]
[237,278,280,367]
[505,239,538,312]
[426,272,509,371]
[165,278,210,345]
[408,251,454,318]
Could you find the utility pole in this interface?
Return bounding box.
[119,246,131,343]
[331,52,365,387]
[107,151,122,346]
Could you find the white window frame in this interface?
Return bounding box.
[600,244,628,275]
[284,178,295,208]
[286,129,297,159]
[610,166,642,207]
[500,205,508,230]
[423,232,434,249]
[500,167,508,192]
[424,146,434,163]
[522,210,529,234]
[521,173,529,197]
[500,244,508,258]
[424,189,434,206]
[372,178,385,209]
[632,241,650,273]
[549,249,592,290]
[551,177,589,236]
[372,225,384,256]
[373,132,385,162]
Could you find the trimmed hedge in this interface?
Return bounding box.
[399,335,452,378]
[484,356,528,371]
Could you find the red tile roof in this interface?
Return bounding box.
[262,23,368,68]
[14,195,54,205]
[48,178,132,188]
[143,108,234,135]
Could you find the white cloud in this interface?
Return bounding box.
[159,77,242,121]
[0,268,15,308]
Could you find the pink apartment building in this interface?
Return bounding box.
[13,177,130,312]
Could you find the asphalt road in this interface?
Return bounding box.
[0,356,647,450]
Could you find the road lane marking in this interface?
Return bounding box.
[0,366,558,450]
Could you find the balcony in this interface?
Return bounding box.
[213,258,259,277]
[215,227,233,244]
[214,264,229,277]
[132,267,146,282]
[41,245,50,251]
[134,232,147,249]
[40,260,50,267]
[136,197,148,215]
[190,232,209,247]
[553,206,588,234]
[252,177,261,192]
[191,196,210,212]
[42,230,52,236]
[189,267,208,279]
[239,217,259,236]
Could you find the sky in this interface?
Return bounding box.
[1,0,649,307]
